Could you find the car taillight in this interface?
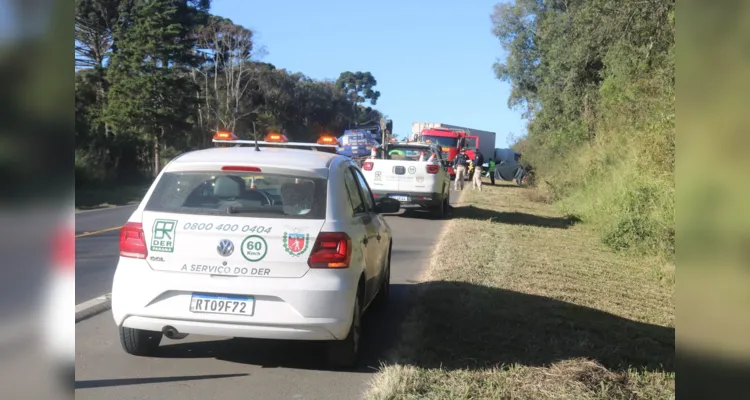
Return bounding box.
[426,165,440,174]
[362,161,374,171]
[307,232,351,269]
[222,166,261,172]
[120,222,148,259]
[53,226,74,272]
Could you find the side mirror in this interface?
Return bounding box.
[376,197,401,214]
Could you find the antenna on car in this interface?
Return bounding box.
[254,134,260,151]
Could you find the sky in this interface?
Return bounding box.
[210,0,526,149]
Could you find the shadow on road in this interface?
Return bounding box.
[150,283,421,373]
[389,281,674,374]
[75,374,248,389]
[450,204,581,229]
[394,206,457,221]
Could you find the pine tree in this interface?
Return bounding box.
[105,0,208,177]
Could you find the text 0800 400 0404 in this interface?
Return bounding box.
[189,294,255,316]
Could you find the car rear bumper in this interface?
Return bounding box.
[372,191,443,208]
[120,315,344,341]
[111,258,358,341]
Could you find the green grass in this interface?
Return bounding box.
[527,129,674,261]
[75,183,150,210]
[364,182,675,400]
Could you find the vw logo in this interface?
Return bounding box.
[217,239,234,257]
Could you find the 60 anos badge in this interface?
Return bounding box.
[241,235,268,262]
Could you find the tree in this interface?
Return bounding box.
[75,0,122,70]
[335,71,381,125]
[105,0,209,177]
[75,4,387,186]
[194,15,267,143]
[492,0,674,255]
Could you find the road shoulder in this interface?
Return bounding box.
[364,182,675,400]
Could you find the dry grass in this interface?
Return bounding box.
[365,182,675,400]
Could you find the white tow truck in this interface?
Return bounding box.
[360,140,451,218]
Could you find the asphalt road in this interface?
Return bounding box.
[75,190,460,400]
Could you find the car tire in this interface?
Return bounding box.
[432,197,447,219]
[326,294,362,369]
[119,326,162,356]
[371,247,391,311]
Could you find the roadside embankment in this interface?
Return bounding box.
[365,182,675,400]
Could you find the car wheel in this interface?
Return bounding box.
[432,197,446,219]
[119,326,162,356]
[371,247,391,311]
[326,294,362,369]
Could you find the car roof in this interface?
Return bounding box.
[166,146,340,171]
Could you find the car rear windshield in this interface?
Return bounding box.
[145,171,327,219]
[386,146,431,161]
[422,135,458,148]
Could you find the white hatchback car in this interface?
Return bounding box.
[111,133,400,368]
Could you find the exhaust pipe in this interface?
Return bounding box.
[162,326,187,340]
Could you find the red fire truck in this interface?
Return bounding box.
[416,127,476,178]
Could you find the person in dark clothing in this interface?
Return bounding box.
[453,149,470,190]
[472,149,485,190]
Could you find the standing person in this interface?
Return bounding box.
[453,149,469,190]
[487,158,496,185]
[513,153,525,185]
[472,149,485,191]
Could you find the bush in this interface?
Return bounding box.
[75,150,107,188]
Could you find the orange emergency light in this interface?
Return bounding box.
[317,135,339,145]
[213,131,238,141]
[264,133,288,143]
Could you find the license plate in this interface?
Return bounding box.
[189,293,255,316]
[390,195,408,202]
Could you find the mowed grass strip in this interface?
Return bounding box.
[366,182,675,400]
